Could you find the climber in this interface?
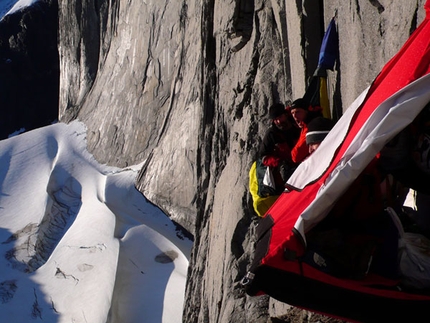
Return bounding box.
[249,102,300,217]
[289,98,323,163]
[379,103,430,235]
[258,102,300,192]
[305,116,335,155]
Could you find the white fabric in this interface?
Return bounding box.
[263,166,275,189]
[306,130,330,137]
[291,73,430,240]
[387,207,430,289]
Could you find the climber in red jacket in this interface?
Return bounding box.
[289,98,323,163]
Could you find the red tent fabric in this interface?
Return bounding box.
[244,1,430,322]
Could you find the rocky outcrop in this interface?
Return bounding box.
[55,0,427,322]
[0,0,59,139]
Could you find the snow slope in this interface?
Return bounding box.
[0,120,192,323]
[0,0,37,19]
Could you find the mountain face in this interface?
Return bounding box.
[5,0,427,322]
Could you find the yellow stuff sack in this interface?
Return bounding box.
[249,161,279,217]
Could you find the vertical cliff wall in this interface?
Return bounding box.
[57,0,426,321]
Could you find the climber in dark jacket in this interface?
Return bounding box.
[379,104,430,233]
[258,102,300,193]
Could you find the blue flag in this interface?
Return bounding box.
[318,17,338,71]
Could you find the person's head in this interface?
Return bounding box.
[289,98,310,128]
[306,117,334,154]
[269,103,291,130]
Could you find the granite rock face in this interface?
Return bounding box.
[56,0,427,322]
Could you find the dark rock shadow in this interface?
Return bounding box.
[0,0,59,140]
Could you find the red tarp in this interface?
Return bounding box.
[245,1,430,321]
